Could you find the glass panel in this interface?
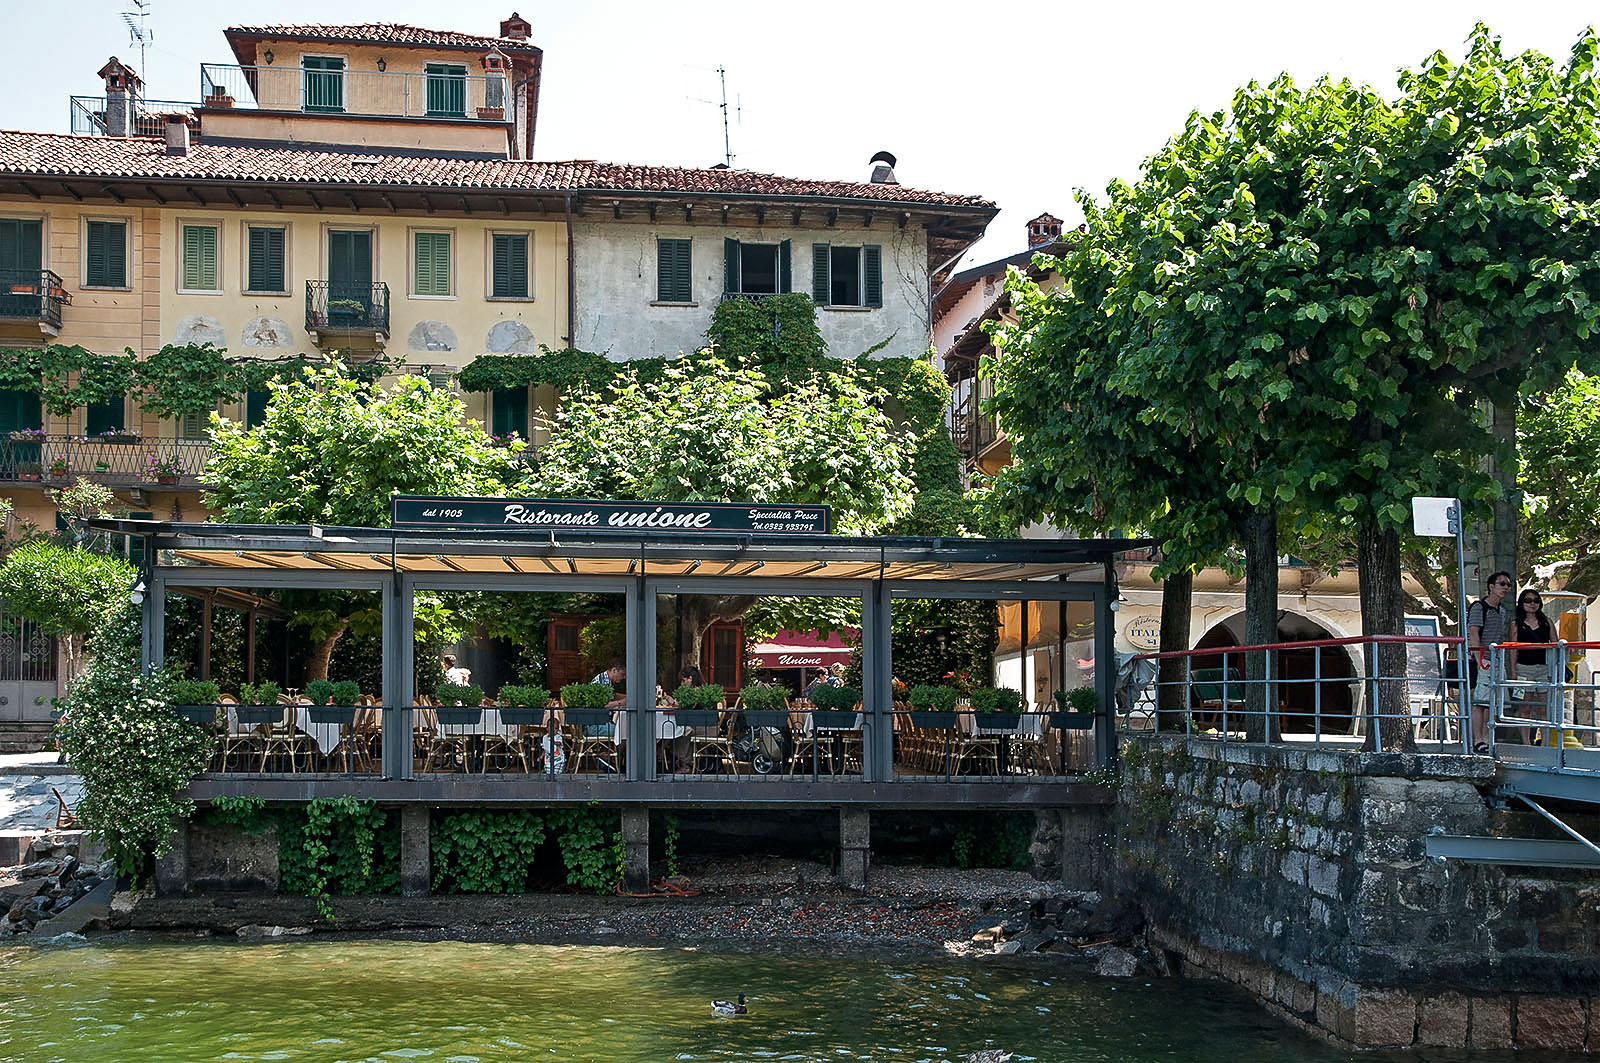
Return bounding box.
[425,64,467,117]
[303,57,344,113]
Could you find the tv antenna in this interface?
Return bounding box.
[122,0,154,86]
[689,66,741,167]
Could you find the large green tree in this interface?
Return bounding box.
[527,356,915,669]
[989,26,1600,749]
[204,366,521,678]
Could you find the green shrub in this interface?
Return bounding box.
[969,687,999,713]
[1062,686,1098,713]
[437,681,483,706]
[737,682,788,711]
[331,680,361,706]
[812,684,861,711]
[908,684,959,711]
[304,679,336,706]
[673,683,723,710]
[993,687,1023,714]
[169,679,220,705]
[240,680,280,706]
[560,682,613,708]
[498,684,550,708]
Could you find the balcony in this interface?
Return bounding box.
[69,96,199,138]
[0,435,208,489]
[0,269,69,335]
[305,281,390,347]
[199,64,511,122]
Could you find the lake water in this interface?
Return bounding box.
[0,938,1422,1062]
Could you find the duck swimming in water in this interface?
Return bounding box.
[712,993,747,1015]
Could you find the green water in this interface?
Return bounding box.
[0,939,1411,1062]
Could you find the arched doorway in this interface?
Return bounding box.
[1191,611,1359,734]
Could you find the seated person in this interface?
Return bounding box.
[586,658,627,737]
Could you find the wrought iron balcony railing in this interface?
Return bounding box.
[305,281,390,337]
[69,95,199,137]
[0,435,209,488]
[199,64,511,122]
[0,269,68,330]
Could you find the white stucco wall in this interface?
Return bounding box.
[931,275,1001,368]
[570,220,930,360]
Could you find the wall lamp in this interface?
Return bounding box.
[263,49,274,65]
[128,579,146,606]
[376,57,387,72]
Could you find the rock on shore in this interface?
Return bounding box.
[1,834,114,937]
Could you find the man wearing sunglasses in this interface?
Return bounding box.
[1466,571,1512,753]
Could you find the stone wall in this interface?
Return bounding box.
[1115,736,1600,1052]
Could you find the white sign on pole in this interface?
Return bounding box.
[1411,497,1457,538]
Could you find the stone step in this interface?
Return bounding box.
[0,725,57,755]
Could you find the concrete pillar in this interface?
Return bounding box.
[153,825,189,896]
[620,807,650,893]
[400,805,430,896]
[839,807,870,888]
[1059,806,1111,892]
[105,87,130,138]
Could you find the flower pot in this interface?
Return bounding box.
[558,707,613,727]
[978,711,1022,730]
[175,704,219,725]
[672,708,721,728]
[810,709,857,729]
[908,710,957,727]
[205,95,233,108]
[435,706,483,727]
[499,707,546,726]
[307,704,358,725]
[235,704,284,725]
[476,106,505,121]
[156,475,178,485]
[741,709,789,728]
[1048,711,1096,730]
[17,473,39,482]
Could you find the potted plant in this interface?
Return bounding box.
[6,428,45,442]
[100,428,140,444]
[146,453,183,485]
[672,681,726,727]
[47,456,69,479]
[170,679,220,725]
[970,686,1023,729]
[736,682,789,727]
[907,683,959,726]
[558,681,615,727]
[93,460,109,474]
[16,461,41,482]
[305,678,361,724]
[328,297,367,325]
[476,105,505,121]
[236,680,283,724]
[1050,687,1098,730]
[498,683,551,725]
[434,681,484,725]
[809,683,861,728]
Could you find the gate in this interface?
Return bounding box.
[0,598,58,723]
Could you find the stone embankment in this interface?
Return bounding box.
[1,833,114,937]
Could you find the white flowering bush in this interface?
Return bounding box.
[54,604,211,879]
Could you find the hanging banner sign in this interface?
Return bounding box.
[392,495,831,535]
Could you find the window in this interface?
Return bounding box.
[656,238,692,302]
[178,410,208,441]
[811,243,882,307]
[181,224,219,291]
[412,231,452,297]
[85,394,125,435]
[425,63,468,117]
[491,233,529,298]
[84,220,127,288]
[246,226,286,293]
[0,218,42,273]
[723,238,791,296]
[245,389,270,428]
[490,387,527,439]
[302,56,345,112]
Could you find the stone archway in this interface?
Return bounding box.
[1191,609,1361,734]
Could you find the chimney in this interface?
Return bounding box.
[868,150,898,185]
[164,114,189,156]
[97,56,142,137]
[500,12,531,39]
[1026,212,1063,249]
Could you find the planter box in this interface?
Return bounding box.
[810,709,858,729]
[235,704,283,725]
[741,709,790,728]
[673,708,722,728]
[559,707,613,727]
[477,106,505,120]
[307,705,358,725]
[1048,711,1096,730]
[907,711,957,727]
[499,707,547,726]
[435,706,483,727]
[977,711,1022,730]
[174,704,219,725]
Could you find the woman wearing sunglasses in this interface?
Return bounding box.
[1508,589,1555,746]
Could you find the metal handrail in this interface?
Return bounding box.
[198,63,510,121]
[0,269,68,329]
[68,95,198,137]
[305,280,390,334]
[0,435,208,486]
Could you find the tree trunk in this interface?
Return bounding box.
[1359,518,1414,752]
[1476,398,1519,586]
[1242,505,1278,742]
[676,593,759,678]
[302,620,348,683]
[1156,569,1193,731]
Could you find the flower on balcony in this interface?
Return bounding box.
[486,431,523,448]
[99,428,141,444]
[146,453,184,481]
[48,457,70,477]
[6,427,46,441]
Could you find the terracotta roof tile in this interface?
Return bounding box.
[225,23,541,54]
[0,132,994,209]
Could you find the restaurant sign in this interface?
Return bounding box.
[392,496,831,535]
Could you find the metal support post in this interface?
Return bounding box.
[382,575,414,780]
[1094,577,1115,767]
[626,575,651,782]
[863,580,892,782]
[1447,499,1471,751]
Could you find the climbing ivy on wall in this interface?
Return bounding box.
[431,807,623,894]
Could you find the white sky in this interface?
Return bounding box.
[2,1,1596,268]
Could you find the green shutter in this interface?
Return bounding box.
[182,225,218,290]
[812,243,831,305]
[247,226,285,292]
[779,239,792,294]
[86,220,126,287]
[491,387,528,438]
[303,56,344,112]
[178,410,206,440]
[425,64,468,117]
[0,219,42,272]
[492,233,528,298]
[86,394,124,435]
[414,232,451,296]
[657,238,691,302]
[864,245,882,308]
[245,389,269,428]
[723,237,740,294]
